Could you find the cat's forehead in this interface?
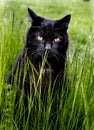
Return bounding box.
[41,19,56,28]
[39,20,57,37]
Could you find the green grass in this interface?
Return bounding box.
[0,0,94,130]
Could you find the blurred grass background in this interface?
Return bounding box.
[0,0,94,130]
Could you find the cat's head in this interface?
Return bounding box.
[26,8,71,61]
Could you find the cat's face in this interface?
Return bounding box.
[26,8,71,62]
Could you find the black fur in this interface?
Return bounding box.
[7,8,71,86]
[6,8,71,129]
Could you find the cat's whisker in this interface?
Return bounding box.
[45,50,65,62]
[28,50,39,62]
[53,51,65,60]
[53,53,61,62]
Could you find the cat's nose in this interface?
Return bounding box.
[45,43,51,50]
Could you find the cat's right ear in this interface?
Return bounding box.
[28,8,38,21]
[27,8,43,26]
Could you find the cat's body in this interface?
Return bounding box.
[6,8,71,129]
[7,8,71,86]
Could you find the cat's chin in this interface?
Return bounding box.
[41,68,53,86]
[42,68,52,76]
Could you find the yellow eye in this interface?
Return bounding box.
[37,36,43,41]
[54,38,60,43]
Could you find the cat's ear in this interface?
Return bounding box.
[27,8,43,26]
[28,8,37,21]
[55,14,71,31]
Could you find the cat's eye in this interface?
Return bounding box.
[54,38,60,43]
[37,36,43,41]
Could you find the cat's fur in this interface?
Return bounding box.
[6,8,71,129]
[7,8,71,86]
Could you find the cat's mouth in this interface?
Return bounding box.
[28,47,65,66]
[38,49,57,57]
[44,50,65,61]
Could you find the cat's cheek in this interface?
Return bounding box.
[52,44,58,50]
[38,43,45,49]
[29,40,40,47]
[37,44,45,54]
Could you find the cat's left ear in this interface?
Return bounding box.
[55,14,71,30]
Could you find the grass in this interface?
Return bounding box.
[0,0,94,130]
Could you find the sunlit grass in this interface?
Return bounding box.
[0,0,94,130]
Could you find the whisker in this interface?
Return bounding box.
[26,46,66,65]
[48,51,66,63]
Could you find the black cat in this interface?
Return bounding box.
[6,8,71,129]
[7,8,71,86]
